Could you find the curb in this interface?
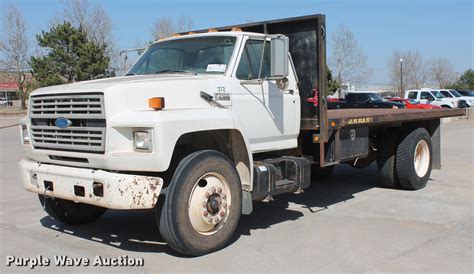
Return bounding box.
[0,123,19,129]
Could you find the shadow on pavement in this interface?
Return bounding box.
[40,163,382,256]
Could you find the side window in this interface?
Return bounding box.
[408,92,418,99]
[440,91,451,97]
[355,94,367,103]
[236,39,270,80]
[420,92,434,100]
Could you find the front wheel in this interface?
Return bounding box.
[38,195,107,225]
[158,150,242,256]
[395,128,433,190]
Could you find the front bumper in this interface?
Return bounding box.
[19,159,163,210]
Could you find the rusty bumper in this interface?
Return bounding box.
[19,159,163,210]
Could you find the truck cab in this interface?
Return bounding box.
[20,29,307,255]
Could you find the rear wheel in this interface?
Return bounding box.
[38,195,107,225]
[376,130,400,188]
[395,128,433,190]
[158,150,241,256]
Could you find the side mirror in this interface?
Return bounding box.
[270,35,289,78]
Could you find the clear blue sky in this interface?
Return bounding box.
[3,0,473,87]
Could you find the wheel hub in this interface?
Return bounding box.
[188,173,231,235]
[207,194,221,214]
[414,139,430,177]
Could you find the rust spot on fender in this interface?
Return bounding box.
[128,176,163,208]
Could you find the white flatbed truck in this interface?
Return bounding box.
[19,15,464,255]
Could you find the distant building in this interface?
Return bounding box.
[0,71,34,100]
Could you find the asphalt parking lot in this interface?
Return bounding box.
[0,116,472,273]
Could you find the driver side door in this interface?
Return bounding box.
[230,37,299,153]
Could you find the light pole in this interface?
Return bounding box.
[399,58,403,97]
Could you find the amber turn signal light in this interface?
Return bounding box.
[149,97,165,110]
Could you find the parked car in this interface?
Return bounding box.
[388,98,441,109]
[0,98,13,107]
[404,88,463,108]
[328,92,405,109]
[457,90,474,97]
[438,89,473,107]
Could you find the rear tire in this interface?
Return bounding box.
[38,195,107,225]
[395,128,433,190]
[376,130,400,188]
[158,150,242,256]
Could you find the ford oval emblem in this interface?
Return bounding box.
[55,117,72,128]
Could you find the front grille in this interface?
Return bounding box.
[30,93,104,119]
[30,93,106,154]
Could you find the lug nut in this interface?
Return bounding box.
[210,187,216,193]
[205,192,210,198]
[219,211,225,217]
[217,187,222,194]
[203,211,209,217]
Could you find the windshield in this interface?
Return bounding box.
[367,93,383,101]
[431,90,445,99]
[450,90,462,97]
[127,36,237,76]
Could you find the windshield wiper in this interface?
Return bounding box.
[125,72,138,76]
[154,69,197,76]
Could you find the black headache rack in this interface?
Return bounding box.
[186,14,329,142]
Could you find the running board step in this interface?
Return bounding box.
[252,156,311,201]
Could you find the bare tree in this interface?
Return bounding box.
[1,4,29,109]
[151,16,193,41]
[428,57,456,88]
[176,16,193,33]
[58,0,115,53]
[388,49,427,96]
[329,24,371,84]
[151,17,176,40]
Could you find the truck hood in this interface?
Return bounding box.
[30,74,225,117]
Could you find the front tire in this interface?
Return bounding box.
[395,128,433,190]
[38,195,107,225]
[158,150,242,256]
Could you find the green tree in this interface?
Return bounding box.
[30,22,109,87]
[327,66,340,95]
[458,69,474,90]
[447,69,474,90]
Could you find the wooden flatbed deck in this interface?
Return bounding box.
[301,108,466,130]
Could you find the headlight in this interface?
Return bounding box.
[20,124,30,145]
[133,130,152,151]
